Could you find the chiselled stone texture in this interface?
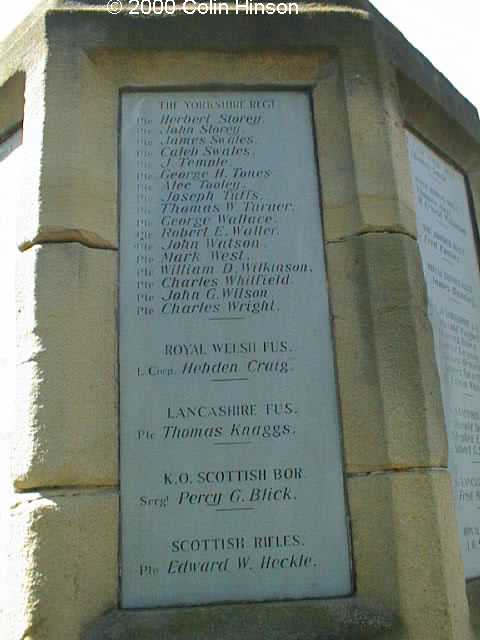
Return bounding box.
[0,72,24,138]
[6,491,118,640]
[467,578,480,634]
[313,52,416,242]
[338,45,416,239]
[17,43,333,251]
[348,470,473,640]
[15,243,117,489]
[83,597,397,640]
[312,61,361,242]
[1,2,479,639]
[327,232,447,473]
[17,46,119,250]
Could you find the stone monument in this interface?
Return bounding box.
[1,1,480,639]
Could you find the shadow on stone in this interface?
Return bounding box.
[83,598,398,640]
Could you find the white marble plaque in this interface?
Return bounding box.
[408,131,480,578]
[119,91,352,607]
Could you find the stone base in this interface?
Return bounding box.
[83,599,397,640]
[467,579,480,632]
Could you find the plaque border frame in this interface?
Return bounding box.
[117,85,354,610]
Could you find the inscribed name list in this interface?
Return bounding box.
[408,131,480,578]
[119,91,351,607]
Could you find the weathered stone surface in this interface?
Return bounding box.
[467,578,480,633]
[0,3,478,640]
[18,44,119,249]
[312,61,361,241]
[83,598,397,640]
[0,127,21,638]
[312,45,417,242]
[340,45,416,238]
[6,491,118,640]
[18,46,333,250]
[327,232,447,472]
[348,470,472,640]
[398,74,480,173]
[18,58,47,251]
[375,44,418,233]
[15,243,117,488]
[0,72,24,138]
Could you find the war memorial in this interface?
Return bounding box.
[1,0,480,638]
